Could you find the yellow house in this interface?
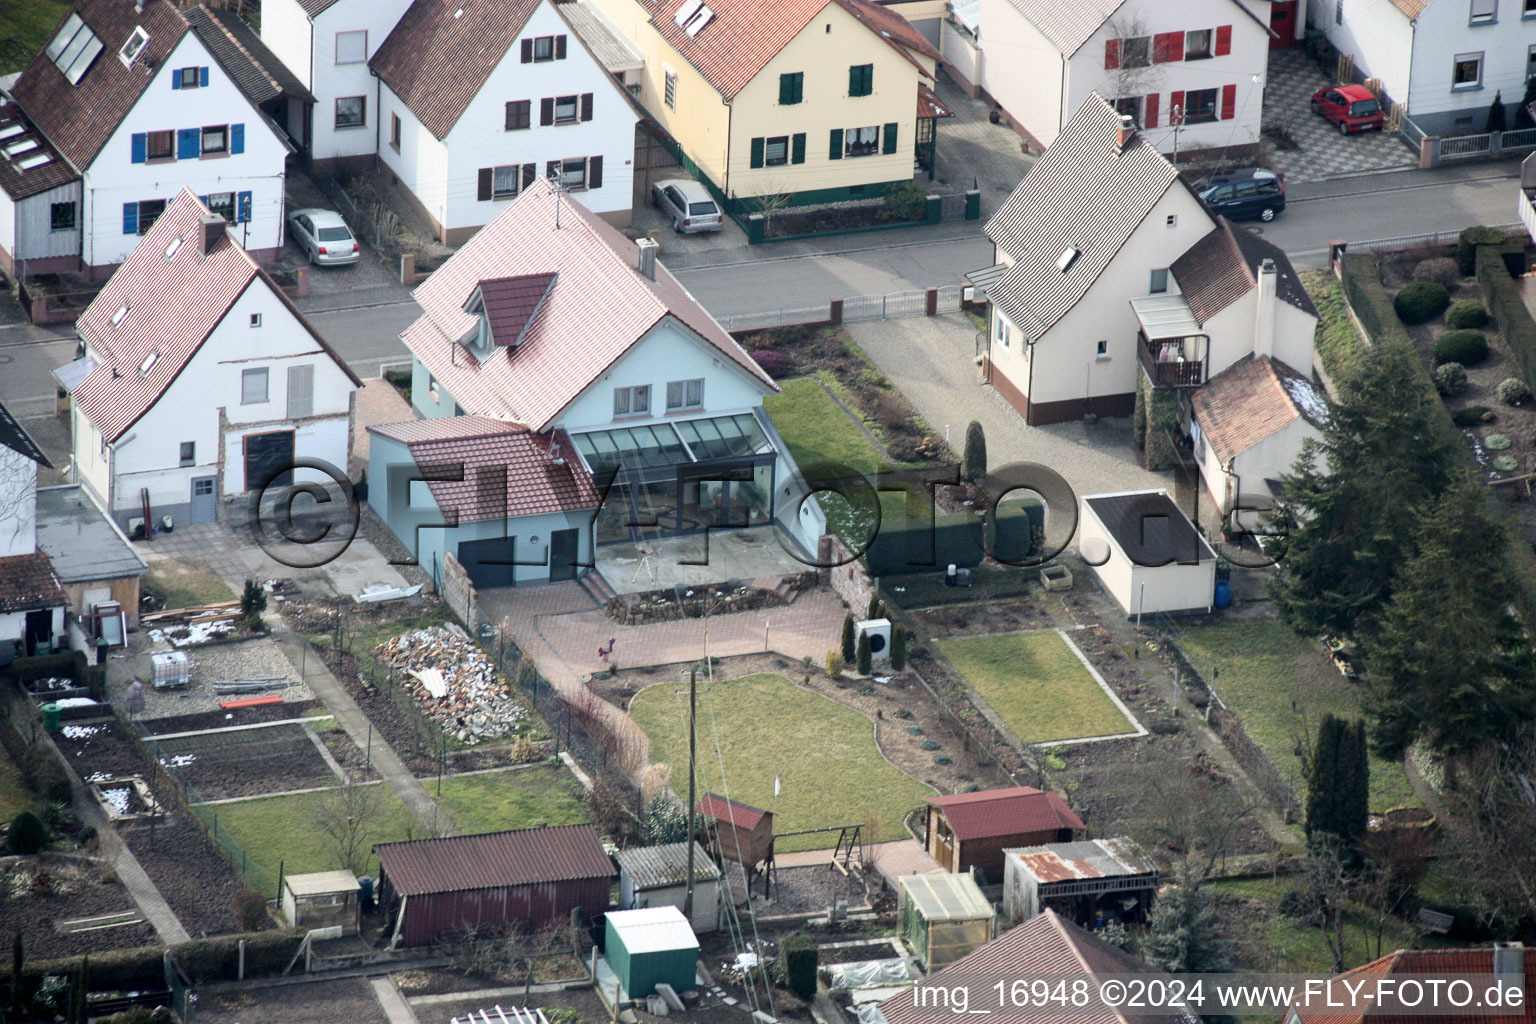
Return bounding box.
[590,0,943,210]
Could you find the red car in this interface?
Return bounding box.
[1310,84,1385,134]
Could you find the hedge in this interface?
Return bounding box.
[1476,244,1536,391]
[780,934,818,999]
[1340,252,1413,352]
[864,500,1042,576]
[1,931,308,1000]
[1434,330,1489,366]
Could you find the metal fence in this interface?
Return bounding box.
[715,282,972,332]
[1432,126,1536,163]
[716,305,829,331]
[1399,115,1428,149]
[844,289,927,322]
[1346,222,1523,254]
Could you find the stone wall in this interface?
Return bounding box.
[440,551,478,629]
[819,534,876,614]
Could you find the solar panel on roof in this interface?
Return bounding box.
[48,13,105,86]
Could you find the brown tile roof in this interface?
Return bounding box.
[70,190,360,442]
[0,100,77,201]
[185,5,314,106]
[1290,946,1536,1024]
[1191,355,1327,464]
[370,0,542,141]
[927,786,1085,841]
[697,793,768,830]
[12,0,190,171]
[374,824,615,896]
[918,83,953,120]
[881,910,1190,1024]
[0,553,68,613]
[1384,0,1432,17]
[476,273,558,348]
[839,0,941,64]
[403,178,775,432]
[1171,217,1319,325]
[367,417,601,520]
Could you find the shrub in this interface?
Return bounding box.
[240,579,267,632]
[233,888,270,932]
[883,181,927,222]
[825,649,845,677]
[1433,362,1468,396]
[891,625,907,671]
[1393,281,1450,325]
[7,812,48,854]
[961,420,987,483]
[1445,300,1490,329]
[1458,225,1507,276]
[1434,330,1490,366]
[780,934,818,999]
[1493,455,1520,472]
[1486,433,1512,451]
[856,632,872,675]
[1453,406,1492,426]
[749,349,794,379]
[21,747,71,805]
[1499,378,1533,405]
[507,735,541,764]
[1411,258,1461,286]
[841,615,856,663]
[920,739,941,751]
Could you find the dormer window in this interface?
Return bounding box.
[461,272,558,350]
[1056,246,1081,272]
[110,303,130,327]
[119,27,150,67]
[139,351,160,376]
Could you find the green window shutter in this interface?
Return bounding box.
[849,65,859,95]
[883,122,898,154]
[829,128,843,159]
[778,73,795,105]
[793,73,804,103]
[750,137,764,168]
[849,64,872,96]
[791,132,805,164]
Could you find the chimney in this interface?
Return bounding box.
[198,214,226,257]
[1116,114,1136,151]
[636,236,659,281]
[1494,942,1524,1003]
[1253,256,1277,360]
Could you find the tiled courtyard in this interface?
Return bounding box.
[1261,48,1418,182]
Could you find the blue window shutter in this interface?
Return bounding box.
[238,191,252,223]
[177,128,200,159]
[171,73,181,90]
[200,66,209,87]
[199,195,209,208]
[230,124,244,154]
[122,202,138,234]
[131,133,147,163]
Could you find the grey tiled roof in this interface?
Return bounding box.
[186,6,314,106]
[997,0,1128,56]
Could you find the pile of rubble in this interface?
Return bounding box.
[374,624,525,744]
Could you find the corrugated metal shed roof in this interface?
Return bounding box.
[560,2,645,73]
[608,905,700,954]
[285,870,360,897]
[1004,838,1158,884]
[375,824,615,896]
[898,872,994,922]
[1129,294,1201,341]
[615,842,721,889]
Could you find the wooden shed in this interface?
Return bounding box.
[1002,838,1159,927]
[375,825,615,947]
[925,787,1085,882]
[280,870,360,935]
[696,793,773,868]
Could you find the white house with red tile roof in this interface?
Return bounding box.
[0,402,67,659]
[367,179,822,588]
[61,190,360,532]
[4,0,289,280]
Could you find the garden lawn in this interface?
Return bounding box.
[0,750,31,822]
[1174,619,1416,809]
[629,673,933,852]
[143,563,236,611]
[936,631,1135,744]
[0,0,69,75]
[434,765,588,836]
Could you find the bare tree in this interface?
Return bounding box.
[1304,838,1357,973]
[1439,732,1536,930]
[311,781,384,875]
[1103,14,1165,117]
[1358,827,1433,958]
[0,449,36,555]
[1133,757,1260,887]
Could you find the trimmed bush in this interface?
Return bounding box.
[780,934,818,999]
[749,350,794,379]
[1499,378,1533,405]
[1445,300,1490,329]
[1433,362,1468,396]
[1477,245,1536,398]
[825,649,845,677]
[1458,226,1507,275]
[1453,405,1492,426]
[841,615,856,663]
[1394,281,1450,325]
[1411,257,1461,286]
[1493,455,1520,472]
[175,931,304,985]
[891,625,907,671]
[233,888,270,932]
[961,420,987,482]
[1434,330,1490,366]
[7,811,48,854]
[1486,433,1512,451]
[856,632,872,675]
[864,501,1042,576]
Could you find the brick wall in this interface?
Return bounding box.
[819,534,876,615]
[440,551,478,629]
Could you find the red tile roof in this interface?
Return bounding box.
[918,83,953,120]
[12,0,190,171]
[375,825,615,897]
[403,178,775,432]
[1290,946,1536,1024]
[70,190,360,442]
[1191,355,1325,465]
[927,786,1085,841]
[367,417,601,520]
[475,273,558,348]
[370,0,543,141]
[0,553,67,613]
[697,793,768,830]
[881,910,1187,1024]
[1171,217,1318,325]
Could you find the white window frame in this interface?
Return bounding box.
[250,313,262,328]
[241,367,269,405]
[1469,0,1497,23]
[993,314,1011,350]
[666,378,704,411]
[1096,340,1110,359]
[613,384,651,417]
[1452,51,1484,90]
[335,30,368,65]
[119,27,149,67]
[554,94,579,124]
[559,157,588,190]
[1149,268,1169,293]
[664,68,678,110]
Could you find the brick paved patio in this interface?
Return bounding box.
[1261,49,1417,183]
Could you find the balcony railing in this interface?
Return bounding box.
[1139,335,1205,388]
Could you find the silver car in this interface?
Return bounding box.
[288,208,360,266]
[651,179,723,234]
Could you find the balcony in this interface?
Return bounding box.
[1139,333,1206,388]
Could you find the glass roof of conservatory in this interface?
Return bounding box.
[572,413,774,474]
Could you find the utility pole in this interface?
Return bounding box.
[683,664,697,920]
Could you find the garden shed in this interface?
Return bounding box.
[614,841,722,933]
[696,793,773,868]
[374,825,615,947]
[281,870,361,935]
[604,906,700,998]
[1078,490,1217,618]
[925,786,1085,881]
[1001,838,1160,926]
[897,872,996,971]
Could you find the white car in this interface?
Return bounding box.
[651,179,723,234]
[288,208,360,266]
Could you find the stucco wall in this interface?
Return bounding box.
[0,446,37,558]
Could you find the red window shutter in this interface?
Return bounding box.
[1153,31,1183,63]
[580,93,594,121]
[1104,38,1120,70]
[1215,24,1232,56]
[1221,83,1237,119]
[1144,93,1159,128]
[1170,90,1185,122]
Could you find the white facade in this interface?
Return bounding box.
[1078,492,1217,617]
[979,0,1273,153]
[1196,413,1322,523]
[376,0,636,239]
[0,608,65,646]
[0,445,38,558]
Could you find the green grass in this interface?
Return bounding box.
[1174,619,1416,809]
[434,765,588,836]
[143,563,236,611]
[935,631,1136,744]
[0,750,31,823]
[629,673,934,851]
[1302,268,1366,383]
[0,0,68,75]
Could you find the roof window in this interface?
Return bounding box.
[683,3,714,35]
[119,27,150,67]
[46,13,104,85]
[139,351,160,376]
[1056,246,1081,273]
[110,303,130,327]
[164,236,183,260]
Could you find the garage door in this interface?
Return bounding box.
[457,537,521,589]
[244,431,295,492]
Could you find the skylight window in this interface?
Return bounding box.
[1056,246,1081,273]
[683,5,714,36]
[139,351,160,376]
[0,125,25,142]
[110,304,130,327]
[673,0,704,26]
[119,27,150,67]
[17,153,52,170]
[164,236,183,260]
[46,13,104,85]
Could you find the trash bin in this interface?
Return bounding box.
[41,703,60,733]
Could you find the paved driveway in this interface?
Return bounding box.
[1261,48,1417,182]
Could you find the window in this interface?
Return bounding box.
[535,34,555,61]
[1335,0,1343,23]
[505,100,531,131]
[287,365,314,420]
[994,314,1011,349]
[764,135,789,166]
[664,68,677,109]
[522,34,566,61]
[335,96,366,128]
[1149,268,1169,293]
[849,63,874,96]
[492,164,521,199]
[613,385,650,417]
[1114,95,1141,124]
[335,30,367,64]
[779,72,803,105]
[250,313,262,328]
[201,124,228,155]
[207,192,236,222]
[1120,36,1150,68]
[666,378,704,410]
[1096,340,1109,357]
[844,124,880,157]
[390,113,402,150]
[119,27,150,66]
[164,236,182,260]
[554,94,579,124]
[176,66,202,88]
[51,202,75,231]
[147,130,174,161]
[1166,214,1178,227]
[1184,87,1218,122]
[1056,246,1080,272]
[556,156,588,189]
[1453,52,1484,89]
[180,442,195,467]
[1185,29,1212,58]
[241,367,269,405]
[427,374,439,401]
[1527,0,1536,15]
[1529,44,1536,78]
[136,198,166,236]
[1469,0,1497,22]
[111,304,130,326]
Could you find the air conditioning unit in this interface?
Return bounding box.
[856,618,892,660]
